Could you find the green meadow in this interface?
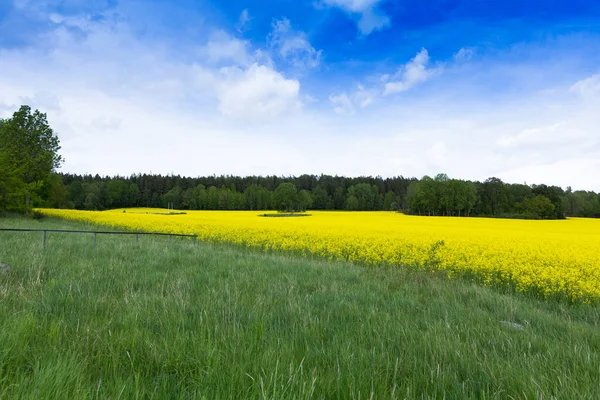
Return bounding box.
[1,215,599,399]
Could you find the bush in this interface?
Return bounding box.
[29,209,44,220]
[495,212,541,220]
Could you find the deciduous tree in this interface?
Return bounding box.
[0,105,63,211]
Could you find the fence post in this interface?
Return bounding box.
[193,234,197,246]
[136,233,139,243]
[43,230,47,249]
[94,232,97,248]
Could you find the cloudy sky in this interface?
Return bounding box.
[1,0,599,190]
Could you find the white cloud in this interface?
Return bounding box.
[329,84,376,114]
[384,49,442,95]
[236,9,251,33]
[426,141,449,164]
[495,122,583,149]
[570,74,600,98]
[323,0,381,11]
[322,0,390,35]
[499,157,600,191]
[329,93,355,114]
[91,115,122,130]
[354,84,376,107]
[356,8,390,35]
[200,31,252,66]
[47,12,97,31]
[454,47,475,62]
[268,18,321,69]
[217,63,302,120]
[19,91,61,111]
[0,8,308,175]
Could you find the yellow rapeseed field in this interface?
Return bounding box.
[40,208,600,303]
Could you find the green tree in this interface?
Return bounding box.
[420,176,438,215]
[435,174,450,215]
[206,186,219,209]
[67,181,85,209]
[406,181,422,214]
[127,183,141,207]
[0,106,64,210]
[349,183,377,211]
[479,177,508,215]
[273,182,297,212]
[383,191,396,211]
[245,185,272,210]
[0,150,26,211]
[106,179,128,209]
[244,184,270,210]
[310,185,331,210]
[83,182,104,210]
[516,195,555,219]
[333,187,346,210]
[445,179,473,216]
[217,186,231,210]
[531,184,566,219]
[372,184,383,210]
[39,173,67,208]
[463,181,478,217]
[163,185,183,209]
[296,189,313,212]
[345,195,359,211]
[193,184,207,209]
[506,183,533,206]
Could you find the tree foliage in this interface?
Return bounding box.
[0,105,63,211]
[48,172,600,219]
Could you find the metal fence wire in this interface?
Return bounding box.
[0,228,197,249]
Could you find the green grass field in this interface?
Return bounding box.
[1,215,600,399]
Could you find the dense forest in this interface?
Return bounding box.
[33,172,598,219]
[2,106,600,219]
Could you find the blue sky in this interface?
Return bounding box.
[1,0,599,190]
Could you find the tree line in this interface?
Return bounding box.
[1,105,599,219]
[47,172,599,219]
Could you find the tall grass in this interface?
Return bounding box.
[1,215,599,398]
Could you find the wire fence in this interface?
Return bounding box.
[0,228,197,249]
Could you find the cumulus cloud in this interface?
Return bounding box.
[0,6,309,175]
[321,0,390,35]
[384,49,442,95]
[217,63,302,120]
[268,18,322,69]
